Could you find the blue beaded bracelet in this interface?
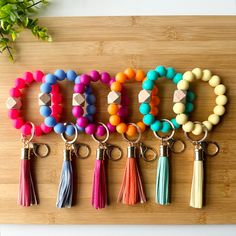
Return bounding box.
[139,65,195,133]
[39,69,95,136]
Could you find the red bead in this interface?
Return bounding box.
[41,123,52,134]
[13,118,24,129]
[33,70,44,82]
[35,125,43,136]
[24,72,34,84]
[10,87,22,97]
[21,123,32,136]
[52,94,62,103]
[51,104,63,115]
[14,78,26,89]
[8,109,20,119]
[52,84,60,93]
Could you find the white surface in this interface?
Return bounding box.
[2,0,236,235]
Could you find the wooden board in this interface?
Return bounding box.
[0,16,236,224]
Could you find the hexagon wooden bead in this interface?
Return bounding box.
[6,97,22,109]
[173,89,186,103]
[138,89,151,103]
[38,93,51,106]
[73,93,85,106]
[108,91,121,104]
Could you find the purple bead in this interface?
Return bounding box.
[109,78,116,86]
[89,70,100,82]
[74,83,85,93]
[72,106,84,118]
[118,107,128,117]
[101,72,110,84]
[85,124,96,135]
[80,74,91,85]
[96,125,106,136]
[107,122,116,133]
[76,117,88,128]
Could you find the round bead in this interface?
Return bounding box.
[96,125,106,136]
[45,116,57,127]
[10,87,22,97]
[173,102,185,114]
[139,103,151,115]
[15,78,26,89]
[150,120,162,131]
[202,121,213,131]
[35,126,42,137]
[8,109,20,119]
[108,104,119,115]
[213,105,225,116]
[171,118,180,129]
[90,70,100,82]
[80,74,91,85]
[33,70,44,82]
[54,69,66,81]
[126,125,137,137]
[24,72,34,84]
[54,123,66,134]
[151,96,160,106]
[107,123,116,133]
[216,95,228,105]
[72,106,84,118]
[185,102,194,113]
[109,78,116,87]
[182,121,194,132]
[117,107,128,117]
[173,73,183,84]
[40,83,52,93]
[75,76,80,84]
[150,106,158,116]
[192,68,202,79]
[21,123,32,136]
[86,94,96,104]
[85,114,93,123]
[66,70,77,81]
[100,72,110,84]
[192,123,203,135]
[40,106,52,117]
[166,67,176,79]
[151,86,158,95]
[155,65,166,77]
[109,115,121,126]
[86,105,96,115]
[161,121,171,133]
[208,114,220,125]
[147,70,158,81]
[183,71,195,82]
[186,91,195,102]
[76,125,85,133]
[45,74,57,84]
[85,124,96,135]
[65,124,75,136]
[202,69,212,81]
[116,72,127,83]
[116,123,127,134]
[209,75,221,87]
[137,121,146,132]
[177,80,189,90]
[124,68,136,80]
[41,123,52,133]
[176,114,188,125]
[76,117,88,128]
[74,84,85,93]
[13,118,24,129]
[143,114,155,125]
[111,81,122,92]
[85,86,93,94]
[135,69,145,81]
[142,80,154,90]
[214,84,226,95]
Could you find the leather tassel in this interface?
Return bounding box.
[18,147,37,207]
[56,148,73,208]
[117,145,146,205]
[91,147,107,209]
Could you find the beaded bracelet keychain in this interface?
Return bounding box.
[40,69,91,208]
[6,70,62,207]
[108,68,159,205]
[139,65,195,205]
[174,68,227,208]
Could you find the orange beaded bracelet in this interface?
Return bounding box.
[108,68,160,137]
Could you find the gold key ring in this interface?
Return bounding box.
[73,143,91,159]
[31,142,50,158]
[106,144,123,161]
[61,122,78,145]
[91,122,110,144]
[21,122,35,146]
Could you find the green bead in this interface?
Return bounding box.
[142,79,154,90]
[185,102,194,113]
[143,114,155,125]
[171,118,180,129]
[139,103,151,115]
[173,73,183,84]
[147,70,158,81]
[186,91,195,102]
[151,120,162,131]
[155,65,166,77]
[161,121,171,133]
[166,67,176,79]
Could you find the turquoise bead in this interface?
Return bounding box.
[143,114,155,125]
[155,65,166,77]
[166,67,176,79]
[161,121,171,133]
[151,120,162,131]
[185,102,194,113]
[142,79,154,90]
[171,118,180,129]
[147,70,158,81]
[186,91,195,102]
[173,73,183,84]
[139,103,151,115]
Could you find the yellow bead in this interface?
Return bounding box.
[214,84,226,95]
[176,114,188,125]
[177,80,189,90]
[203,121,212,131]
[183,71,195,82]
[192,123,203,136]
[192,68,202,79]
[213,105,225,116]
[216,95,228,105]
[209,75,221,87]
[202,69,212,81]
[182,121,194,132]
[208,114,220,125]
[173,102,185,114]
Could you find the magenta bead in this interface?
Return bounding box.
[107,122,116,133]
[14,78,26,89]
[76,117,88,128]
[109,78,116,86]
[10,87,21,97]
[24,72,34,84]
[21,123,32,136]
[89,70,100,82]
[33,70,44,82]
[42,76,46,83]
[8,109,20,120]
[13,118,24,129]
[74,83,85,93]
[96,125,106,136]
[35,125,42,136]
[121,95,130,106]
[72,106,84,118]
[118,106,128,117]
[85,124,96,135]
[80,74,91,85]
[41,123,52,133]
[101,72,110,84]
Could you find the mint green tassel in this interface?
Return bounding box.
[156,156,169,205]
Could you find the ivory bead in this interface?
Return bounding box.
[173,102,185,114]
[192,123,203,136]
[177,80,189,90]
[213,105,225,116]
[202,121,213,131]
[208,114,220,125]
[183,71,195,82]
[214,84,226,95]
[202,69,212,81]
[216,95,228,105]
[192,68,202,80]
[176,114,188,125]
[182,121,194,132]
[209,75,221,87]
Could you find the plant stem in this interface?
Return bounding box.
[27,1,43,9]
[0,31,13,60]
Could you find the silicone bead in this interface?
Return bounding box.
[74,84,85,93]
[124,68,136,80]
[182,121,194,132]
[143,114,155,125]
[208,114,220,125]
[116,72,127,83]
[214,84,226,95]
[41,123,52,133]
[161,121,171,133]
[116,123,127,134]
[216,95,228,105]
[111,81,122,92]
[85,114,93,123]
[177,80,189,90]
[65,124,75,136]
[34,70,44,82]
[40,83,52,93]
[21,123,32,136]
[85,124,96,135]
[137,121,146,132]
[202,69,212,81]
[202,121,212,131]
[176,114,188,125]
[117,107,128,117]
[75,76,81,84]
[166,67,176,79]
[72,106,84,118]
[183,71,194,82]
[192,123,203,135]
[101,72,110,84]
[13,118,24,129]
[15,78,26,89]
[40,106,52,117]
[139,103,151,115]
[8,109,20,119]
[147,70,158,81]
[213,105,225,116]
[108,104,119,115]
[85,86,93,94]
[173,102,185,114]
[76,125,85,133]
[107,123,116,133]
[55,69,66,81]
[171,118,180,129]
[173,73,183,84]
[96,125,106,136]
[126,125,137,136]
[54,123,66,134]
[90,70,100,82]
[209,75,221,87]
[186,91,195,102]
[35,126,42,136]
[150,120,162,131]
[142,80,154,90]
[45,116,57,127]
[155,65,166,77]
[135,69,145,81]
[109,115,121,126]
[24,72,34,84]
[80,74,91,85]
[86,105,96,115]
[77,117,88,128]
[45,74,57,84]
[66,70,77,81]
[10,87,21,97]
[185,102,194,113]
[192,68,202,80]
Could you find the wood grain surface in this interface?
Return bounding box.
[0,16,235,224]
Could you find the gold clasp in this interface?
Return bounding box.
[200,141,219,157]
[105,143,123,161]
[139,142,157,162]
[72,143,91,159]
[30,142,50,158]
[168,138,186,154]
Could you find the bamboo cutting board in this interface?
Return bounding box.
[0,16,235,224]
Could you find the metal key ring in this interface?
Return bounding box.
[91,122,110,144]
[184,121,208,144]
[106,144,123,161]
[202,141,220,157]
[153,119,175,142]
[31,143,50,158]
[121,123,141,144]
[61,122,78,144]
[73,143,91,159]
[21,122,35,145]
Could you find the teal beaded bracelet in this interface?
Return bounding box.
[139,65,195,133]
